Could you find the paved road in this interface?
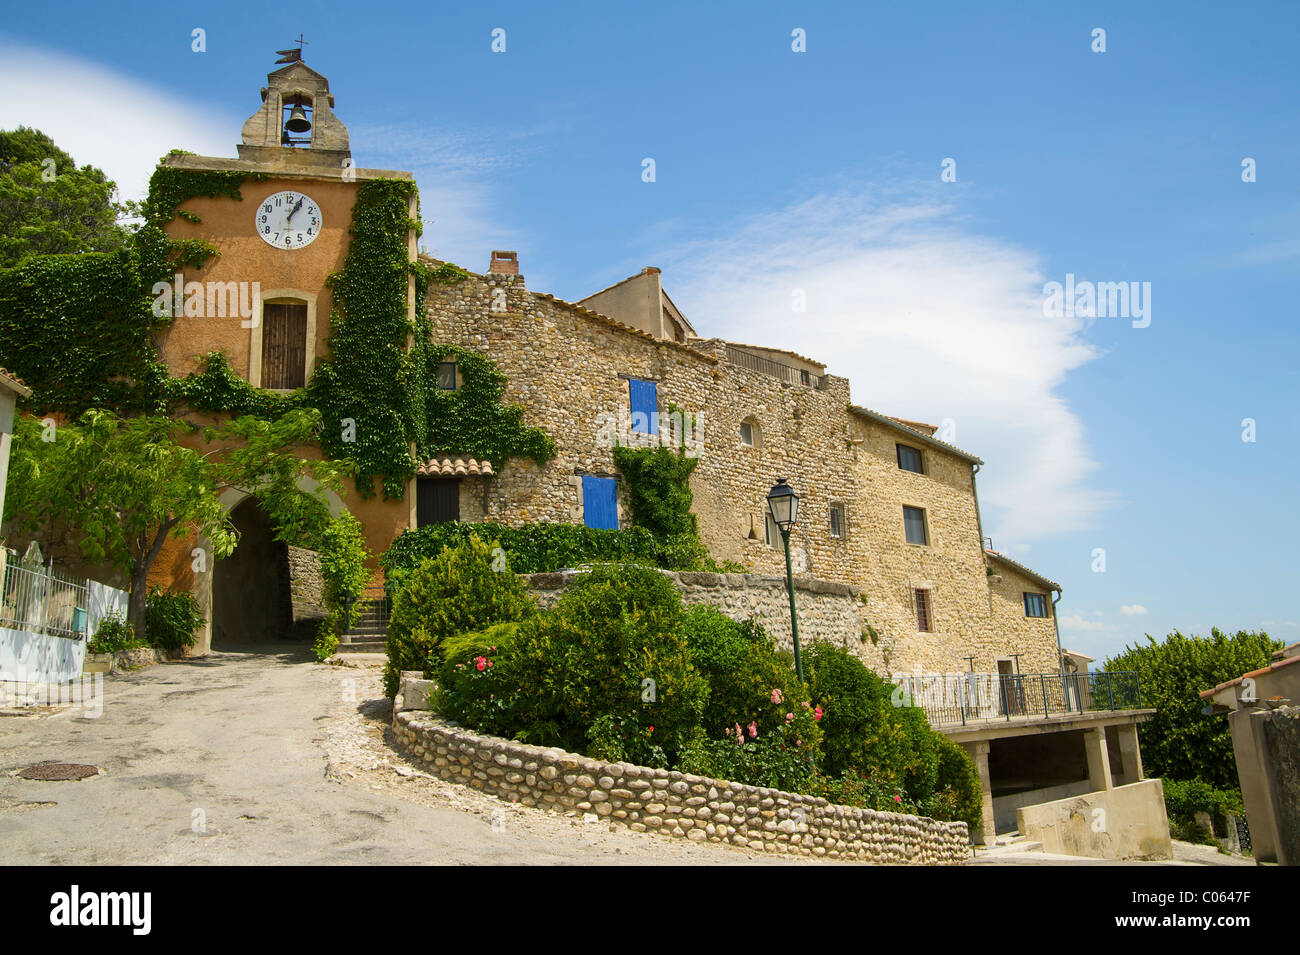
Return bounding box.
[0,646,803,865]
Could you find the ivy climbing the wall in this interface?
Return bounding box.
[0,158,254,417]
[421,344,555,471]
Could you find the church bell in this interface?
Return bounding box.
[284,96,312,134]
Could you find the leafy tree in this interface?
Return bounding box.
[0,126,130,269]
[1103,629,1284,788]
[3,408,350,641]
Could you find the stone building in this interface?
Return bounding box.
[140,60,1155,847]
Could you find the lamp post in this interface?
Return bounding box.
[766,477,803,683]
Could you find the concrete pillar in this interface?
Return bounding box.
[1084,727,1113,791]
[962,739,996,844]
[1115,724,1144,784]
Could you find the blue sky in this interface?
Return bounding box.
[2,1,1296,663]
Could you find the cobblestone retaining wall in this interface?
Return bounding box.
[391,710,969,864]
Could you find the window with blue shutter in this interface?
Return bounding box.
[628,378,658,435]
[582,475,619,530]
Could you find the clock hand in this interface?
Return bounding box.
[286,198,304,224]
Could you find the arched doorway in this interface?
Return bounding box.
[211,498,294,647]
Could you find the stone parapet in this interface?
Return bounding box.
[391,710,969,864]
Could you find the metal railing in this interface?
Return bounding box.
[724,345,825,389]
[0,553,90,640]
[893,671,1142,727]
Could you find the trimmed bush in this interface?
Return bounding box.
[383,535,535,696]
[143,587,204,652]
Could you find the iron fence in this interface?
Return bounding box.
[724,345,825,389]
[0,553,90,640]
[893,670,1142,726]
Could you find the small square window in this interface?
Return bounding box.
[829,504,846,539]
[740,420,754,446]
[897,444,924,473]
[903,506,928,545]
[914,588,933,632]
[1024,593,1049,618]
[436,361,458,391]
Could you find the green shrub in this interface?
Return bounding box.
[468,563,708,759]
[676,703,822,792]
[88,613,143,654]
[143,587,204,652]
[805,642,976,828]
[1162,778,1244,844]
[311,610,342,662]
[921,735,983,831]
[382,535,534,696]
[317,512,372,624]
[381,521,705,581]
[680,606,808,738]
[809,771,916,815]
[433,622,521,737]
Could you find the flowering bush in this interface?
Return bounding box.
[433,623,521,738]
[676,686,823,792]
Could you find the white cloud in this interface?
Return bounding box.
[1120,604,1148,615]
[1059,614,1119,634]
[659,189,1118,547]
[351,123,540,276]
[0,38,237,203]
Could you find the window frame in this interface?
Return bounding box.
[739,419,755,447]
[829,503,846,539]
[897,443,924,474]
[903,505,929,546]
[1023,592,1049,618]
[436,361,458,391]
[628,377,659,436]
[914,588,934,632]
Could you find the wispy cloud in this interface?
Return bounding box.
[1059,614,1119,634]
[351,123,546,275]
[1120,604,1148,615]
[0,38,236,203]
[658,188,1118,548]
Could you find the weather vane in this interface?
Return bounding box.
[275,34,309,64]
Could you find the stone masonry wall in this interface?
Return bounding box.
[524,568,867,657]
[423,263,1061,679]
[391,710,969,863]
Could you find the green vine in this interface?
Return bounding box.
[169,351,308,419]
[0,163,262,416]
[611,445,699,539]
[421,344,555,471]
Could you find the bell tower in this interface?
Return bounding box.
[237,61,351,170]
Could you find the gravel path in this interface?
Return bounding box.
[0,645,813,865]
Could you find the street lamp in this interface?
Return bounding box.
[766,478,804,683]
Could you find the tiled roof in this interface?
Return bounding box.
[1199,643,1300,699]
[985,549,1061,591]
[0,366,31,398]
[417,456,494,477]
[848,405,983,464]
[889,417,938,435]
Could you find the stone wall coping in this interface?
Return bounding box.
[392,710,969,863]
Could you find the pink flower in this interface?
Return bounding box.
[747,721,758,739]
[814,706,823,721]
[735,722,744,738]
[785,712,794,722]
[801,701,810,709]
[486,660,493,668]
[771,689,784,704]
[475,656,487,671]
[894,794,902,803]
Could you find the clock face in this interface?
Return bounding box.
[256,190,322,249]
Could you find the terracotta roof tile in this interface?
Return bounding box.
[417,456,494,477]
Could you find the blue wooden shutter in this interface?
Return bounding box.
[582,475,619,529]
[628,378,658,435]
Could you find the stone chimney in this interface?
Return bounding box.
[489,251,519,275]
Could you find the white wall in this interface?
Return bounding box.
[0,626,86,683]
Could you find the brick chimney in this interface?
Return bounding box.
[489,250,519,275]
